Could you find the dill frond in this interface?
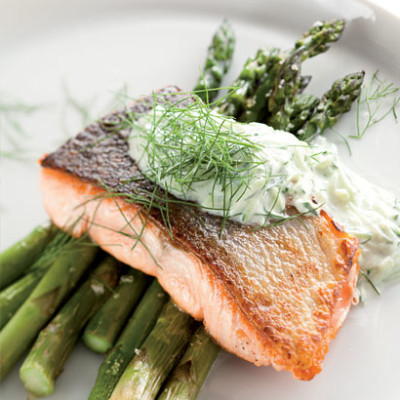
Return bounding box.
[351,70,399,139]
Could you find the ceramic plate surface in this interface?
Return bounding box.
[1,1,399,399]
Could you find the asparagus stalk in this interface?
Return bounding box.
[262,20,344,126]
[0,222,57,289]
[265,48,304,119]
[0,227,90,329]
[110,300,192,400]
[297,71,365,142]
[0,240,97,380]
[237,48,283,122]
[83,267,149,353]
[294,19,345,60]
[241,20,345,124]
[217,47,281,118]
[19,256,119,397]
[88,280,168,400]
[0,269,43,329]
[218,19,343,124]
[298,75,312,93]
[269,93,320,132]
[286,93,321,133]
[157,325,220,400]
[194,20,235,103]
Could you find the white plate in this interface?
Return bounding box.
[1,0,399,399]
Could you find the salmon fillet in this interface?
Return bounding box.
[40,87,360,380]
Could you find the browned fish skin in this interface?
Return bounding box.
[168,206,360,379]
[41,87,191,194]
[40,87,360,380]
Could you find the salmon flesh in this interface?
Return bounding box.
[40,87,360,380]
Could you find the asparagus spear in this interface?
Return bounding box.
[218,19,343,122]
[110,300,192,400]
[19,256,119,397]
[0,227,89,329]
[298,75,312,93]
[0,240,97,380]
[297,71,365,142]
[0,222,57,289]
[287,93,320,133]
[217,48,280,118]
[157,325,220,400]
[88,280,168,400]
[265,48,304,119]
[83,267,149,353]
[0,269,43,329]
[236,48,283,122]
[194,20,235,103]
[262,20,345,124]
[241,20,345,124]
[294,19,345,60]
[269,93,320,132]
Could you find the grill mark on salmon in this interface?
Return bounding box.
[40,87,360,380]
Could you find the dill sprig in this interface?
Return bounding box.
[0,99,47,160]
[360,270,381,296]
[61,82,94,128]
[329,127,352,156]
[82,90,324,240]
[124,92,265,231]
[351,70,399,139]
[61,82,131,134]
[0,101,43,114]
[51,87,324,259]
[23,217,95,278]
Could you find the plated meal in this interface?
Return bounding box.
[1,4,399,400]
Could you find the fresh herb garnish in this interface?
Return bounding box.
[0,99,47,161]
[329,127,353,156]
[360,270,381,296]
[61,82,95,132]
[124,92,267,232]
[351,70,399,139]
[74,90,322,246]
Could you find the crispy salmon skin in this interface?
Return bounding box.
[40,87,360,380]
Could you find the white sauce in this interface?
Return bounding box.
[129,108,400,290]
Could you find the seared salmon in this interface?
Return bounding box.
[40,87,360,380]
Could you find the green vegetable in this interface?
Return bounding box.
[194,20,235,103]
[0,269,43,329]
[297,71,365,141]
[110,300,192,400]
[237,48,283,122]
[220,19,344,123]
[88,280,168,400]
[217,47,280,118]
[351,70,400,139]
[0,223,57,289]
[83,267,149,353]
[269,93,320,132]
[157,325,220,400]
[0,240,97,380]
[244,20,345,124]
[298,75,312,93]
[264,48,304,123]
[294,19,345,60]
[0,226,91,329]
[19,256,119,397]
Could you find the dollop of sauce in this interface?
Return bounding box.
[129,107,400,290]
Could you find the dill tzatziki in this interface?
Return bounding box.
[128,104,400,292]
